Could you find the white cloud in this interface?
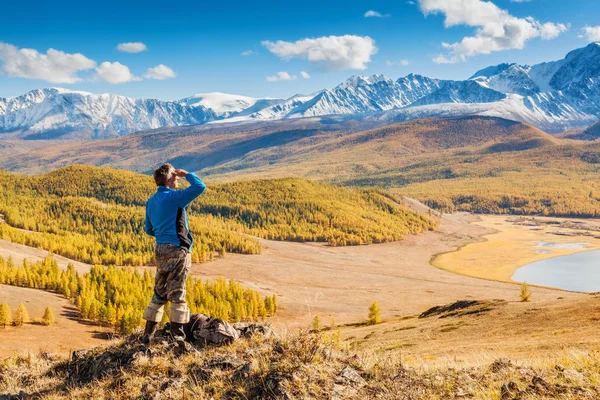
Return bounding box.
[386,59,410,66]
[266,72,297,82]
[580,26,600,42]
[300,71,311,79]
[144,64,176,80]
[95,61,139,84]
[116,42,148,53]
[0,42,96,84]
[241,50,256,56]
[365,10,391,18]
[419,0,567,63]
[262,35,377,71]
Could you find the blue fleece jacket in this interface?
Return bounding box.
[144,172,206,250]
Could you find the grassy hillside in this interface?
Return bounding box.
[565,121,600,141]
[4,115,600,217]
[2,309,599,399]
[0,165,437,266]
[394,142,600,216]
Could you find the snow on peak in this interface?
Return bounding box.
[337,74,394,89]
[469,63,515,80]
[49,87,94,96]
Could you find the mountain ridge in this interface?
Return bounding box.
[2,43,600,138]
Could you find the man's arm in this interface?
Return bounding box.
[144,203,155,236]
[172,170,207,207]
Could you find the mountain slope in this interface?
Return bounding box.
[0,88,216,139]
[0,116,557,180]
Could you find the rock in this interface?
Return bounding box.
[332,367,367,400]
[490,358,513,373]
[204,356,244,370]
[233,359,260,381]
[501,382,520,400]
[335,366,367,387]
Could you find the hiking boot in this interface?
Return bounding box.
[170,322,186,342]
[141,321,158,345]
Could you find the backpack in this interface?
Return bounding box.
[188,314,240,344]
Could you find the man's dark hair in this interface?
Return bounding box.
[153,163,174,186]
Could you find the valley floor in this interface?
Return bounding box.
[1,210,598,366]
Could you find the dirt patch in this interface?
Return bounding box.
[0,285,111,359]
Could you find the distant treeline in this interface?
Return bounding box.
[0,165,437,266]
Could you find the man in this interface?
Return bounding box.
[142,163,206,345]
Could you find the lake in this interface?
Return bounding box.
[512,249,600,292]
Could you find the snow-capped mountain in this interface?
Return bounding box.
[2,43,600,138]
[178,92,283,118]
[0,88,216,139]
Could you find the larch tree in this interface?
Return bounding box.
[42,306,56,325]
[0,303,12,327]
[13,303,30,326]
[368,301,381,325]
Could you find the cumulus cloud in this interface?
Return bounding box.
[0,42,96,83]
[241,50,256,56]
[266,72,297,82]
[262,35,377,71]
[116,42,148,53]
[300,71,311,79]
[419,0,567,64]
[365,10,390,18]
[144,64,176,80]
[386,59,410,66]
[95,61,140,84]
[580,26,600,42]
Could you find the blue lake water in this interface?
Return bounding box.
[512,250,600,293]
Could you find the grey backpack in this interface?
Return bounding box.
[189,314,240,344]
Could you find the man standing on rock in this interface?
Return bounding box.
[142,163,206,346]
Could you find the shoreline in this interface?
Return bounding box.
[431,214,600,288]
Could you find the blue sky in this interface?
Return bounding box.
[0,0,598,100]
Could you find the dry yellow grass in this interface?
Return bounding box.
[432,215,600,282]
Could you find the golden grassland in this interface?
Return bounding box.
[431,215,600,282]
[2,295,600,399]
